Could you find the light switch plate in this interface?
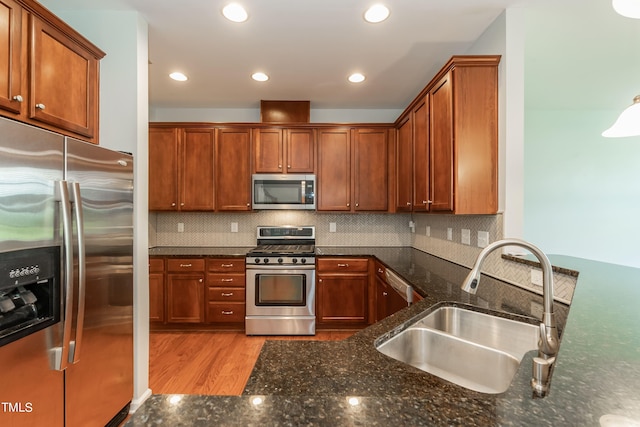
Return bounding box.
[530,269,543,287]
[177,222,184,233]
[447,227,453,241]
[231,222,238,233]
[461,229,471,245]
[478,231,489,248]
[329,222,337,233]
[426,226,431,237]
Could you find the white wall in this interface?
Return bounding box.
[39,4,152,408]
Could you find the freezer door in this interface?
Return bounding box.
[0,118,65,426]
[64,139,134,426]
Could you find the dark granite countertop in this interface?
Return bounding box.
[127,247,640,426]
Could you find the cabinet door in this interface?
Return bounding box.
[317,128,351,211]
[149,273,165,323]
[149,127,179,210]
[353,128,388,211]
[412,96,430,211]
[317,274,368,324]
[166,274,204,323]
[286,128,314,173]
[429,73,454,212]
[216,128,251,211]
[395,116,413,211]
[387,287,409,315]
[182,128,215,210]
[29,16,98,139]
[253,128,283,173]
[0,0,22,114]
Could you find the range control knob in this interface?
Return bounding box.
[254,258,260,264]
[263,258,270,264]
[278,258,283,264]
[301,258,307,264]
[292,258,298,264]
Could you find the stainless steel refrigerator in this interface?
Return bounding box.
[0,117,133,426]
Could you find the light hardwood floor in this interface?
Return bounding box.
[149,331,354,395]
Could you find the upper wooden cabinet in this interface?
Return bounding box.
[396,55,499,215]
[317,127,390,212]
[216,127,252,211]
[148,126,215,211]
[0,0,104,143]
[395,115,413,212]
[253,127,315,173]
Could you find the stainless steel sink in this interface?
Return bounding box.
[376,306,539,394]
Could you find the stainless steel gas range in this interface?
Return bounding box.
[245,226,316,335]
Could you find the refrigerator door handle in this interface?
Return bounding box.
[68,182,86,364]
[51,180,74,371]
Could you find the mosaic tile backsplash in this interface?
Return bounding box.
[150,211,576,304]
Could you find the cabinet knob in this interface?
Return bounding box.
[171,202,176,207]
[180,202,184,206]
[278,164,282,169]
[427,200,433,204]
[355,203,359,207]
[287,165,291,169]
[12,95,23,102]
[383,292,388,296]
[422,200,428,204]
[35,103,46,110]
[377,268,384,274]
[346,203,350,207]
[247,203,250,207]
[406,202,411,206]
[199,279,203,283]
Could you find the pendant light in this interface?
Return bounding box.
[602,95,640,137]
[612,0,640,19]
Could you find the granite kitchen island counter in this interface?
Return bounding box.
[127,248,640,426]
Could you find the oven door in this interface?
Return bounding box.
[246,265,315,317]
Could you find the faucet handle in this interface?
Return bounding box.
[538,322,559,357]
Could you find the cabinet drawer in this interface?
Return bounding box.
[149,257,164,273]
[167,258,205,272]
[206,302,245,323]
[374,261,386,281]
[207,287,245,302]
[207,258,245,273]
[207,273,245,287]
[317,258,369,273]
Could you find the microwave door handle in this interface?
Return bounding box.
[52,181,73,371]
[301,180,305,203]
[68,182,86,364]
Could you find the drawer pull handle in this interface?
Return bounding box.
[179,263,192,267]
[377,268,384,274]
[221,263,234,268]
[337,263,349,267]
[221,292,234,297]
[221,278,234,282]
[221,311,234,315]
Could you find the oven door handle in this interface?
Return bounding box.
[246,264,315,271]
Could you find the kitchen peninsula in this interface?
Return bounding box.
[127,247,640,426]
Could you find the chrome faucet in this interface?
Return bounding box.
[460,238,559,396]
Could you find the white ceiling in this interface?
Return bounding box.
[41,0,639,112]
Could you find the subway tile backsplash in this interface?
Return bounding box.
[150,211,576,303]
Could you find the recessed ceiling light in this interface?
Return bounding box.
[364,4,390,23]
[252,72,269,82]
[169,72,188,81]
[223,3,248,23]
[348,73,365,83]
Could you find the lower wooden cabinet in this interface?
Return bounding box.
[374,261,413,321]
[316,257,371,328]
[206,257,246,325]
[149,256,246,330]
[149,257,165,323]
[166,258,205,323]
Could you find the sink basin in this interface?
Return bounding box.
[375,306,539,394]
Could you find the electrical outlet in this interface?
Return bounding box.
[530,269,543,287]
[231,222,238,233]
[329,222,336,233]
[409,221,415,233]
[426,226,431,237]
[461,229,471,245]
[447,227,453,241]
[177,223,184,233]
[478,231,489,248]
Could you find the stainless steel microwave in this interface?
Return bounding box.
[252,174,316,210]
